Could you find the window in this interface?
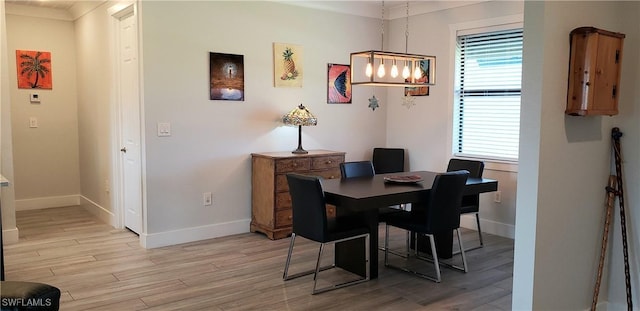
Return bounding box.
[454,27,523,161]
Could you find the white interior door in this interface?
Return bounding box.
[118,10,143,234]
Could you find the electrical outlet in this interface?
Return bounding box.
[203,192,212,206]
[494,191,502,203]
[104,179,110,193]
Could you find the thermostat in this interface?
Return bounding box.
[30,93,41,103]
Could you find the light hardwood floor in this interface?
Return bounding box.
[4,206,514,310]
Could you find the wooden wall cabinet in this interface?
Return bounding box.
[566,27,625,116]
[251,150,344,240]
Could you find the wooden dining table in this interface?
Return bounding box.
[321,170,498,279]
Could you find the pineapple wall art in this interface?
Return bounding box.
[273,43,303,87]
[16,50,52,89]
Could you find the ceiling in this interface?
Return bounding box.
[5,0,78,10]
[4,0,488,20]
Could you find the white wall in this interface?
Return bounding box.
[74,1,115,220]
[1,0,19,244]
[385,1,524,238]
[6,13,81,210]
[515,1,639,309]
[138,1,387,245]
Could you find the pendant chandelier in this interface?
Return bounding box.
[350,2,436,87]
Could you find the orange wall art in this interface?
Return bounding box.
[16,50,52,89]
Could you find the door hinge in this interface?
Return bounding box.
[615,50,620,64]
[612,85,617,98]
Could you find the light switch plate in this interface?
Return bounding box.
[157,122,171,137]
[30,93,41,103]
[29,117,38,128]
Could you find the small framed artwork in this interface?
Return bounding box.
[16,50,52,89]
[404,59,430,96]
[210,52,244,101]
[327,63,351,103]
[404,86,429,96]
[273,43,303,88]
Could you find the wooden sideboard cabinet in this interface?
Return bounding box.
[251,150,345,240]
[566,27,625,116]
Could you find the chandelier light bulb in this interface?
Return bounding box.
[402,62,411,79]
[413,65,422,80]
[390,60,399,78]
[377,62,386,78]
[365,62,373,77]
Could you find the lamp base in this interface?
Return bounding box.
[291,147,308,154]
[291,125,308,154]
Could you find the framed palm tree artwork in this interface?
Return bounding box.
[16,50,52,89]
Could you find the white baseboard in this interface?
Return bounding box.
[460,214,515,239]
[15,195,81,211]
[2,227,19,244]
[140,219,251,249]
[80,195,115,227]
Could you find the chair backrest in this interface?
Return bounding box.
[286,173,327,242]
[424,170,469,232]
[446,159,484,178]
[340,161,375,179]
[446,159,484,210]
[372,148,405,174]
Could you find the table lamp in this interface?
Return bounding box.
[282,104,317,154]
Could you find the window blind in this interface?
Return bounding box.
[454,28,523,161]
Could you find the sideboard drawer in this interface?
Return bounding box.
[275,192,291,210]
[311,156,343,170]
[314,168,341,180]
[275,174,289,192]
[275,209,293,228]
[276,158,311,173]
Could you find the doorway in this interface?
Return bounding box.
[111,3,143,235]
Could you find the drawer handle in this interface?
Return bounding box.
[326,160,332,164]
[293,163,298,167]
[288,215,292,220]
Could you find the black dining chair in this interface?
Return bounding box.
[372,148,405,174]
[339,161,376,179]
[383,170,470,283]
[283,173,370,294]
[447,158,485,250]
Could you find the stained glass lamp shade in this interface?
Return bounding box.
[282,104,317,154]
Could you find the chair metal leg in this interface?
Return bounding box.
[386,229,469,283]
[455,229,468,272]
[427,234,441,282]
[384,229,442,283]
[475,213,484,247]
[283,233,296,280]
[283,233,333,281]
[384,224,390,266]
[311,233,370,295]
[312,243,325,292]
[421,229,468,273]
[454,212,484,253]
